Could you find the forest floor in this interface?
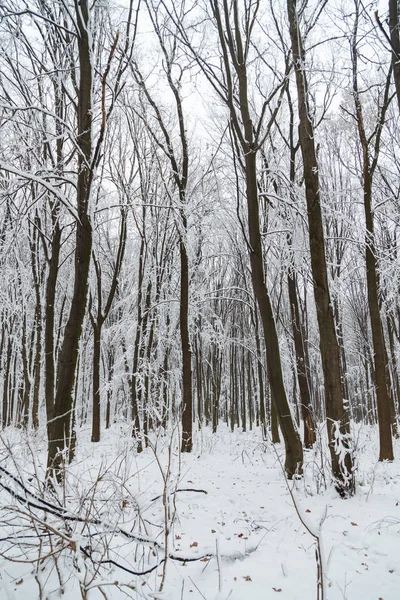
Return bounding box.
[0,424,400,600]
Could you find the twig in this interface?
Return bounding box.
[151,488,208,502]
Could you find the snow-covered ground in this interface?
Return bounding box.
[0,424,399,599]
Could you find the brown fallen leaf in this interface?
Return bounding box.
[272,588,282,593]
[351,522,358,526]
[306,509,311,513]
[200,557,209,563]
[16,579,23,585]
[243,575,252,582]
[190,541,198,548]
[211,529,216,533]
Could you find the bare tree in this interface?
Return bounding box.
[128,0,195,452]
[171,0,303,477]
[351,0,394,460]
[287,0,354,495]
[89,206,127,443]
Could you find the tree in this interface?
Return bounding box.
[351,0,394,460]
[287,0,354,495]
[89,206,127,443]
[173,0,303,477]
[129,0,195,452]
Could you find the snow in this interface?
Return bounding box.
[1,425,400,599]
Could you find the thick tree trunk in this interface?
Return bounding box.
[47,0,93,474]
[288,0,353,495]
[206,0,303,477]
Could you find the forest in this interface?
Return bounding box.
[0,0,400,598]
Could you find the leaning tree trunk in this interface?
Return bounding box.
[203,0,303,478]
[287,0,354,495]
[246,150,302,477]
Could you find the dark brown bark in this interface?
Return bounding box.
[130,229,145,451]
[132,7,193,452]
[271,392,280,444]
[389,0,400,111]
[246,150,302,476]
[288,268,316,448]
[200,0,303,477]
[254,309,267,439]
[2,336,12,427]
[20,315,31,428]
[91,325,101,442]
[47,0,93,474]
[180,229,193,452]
[90,210,126,443]
[351,7,394,461]
[44,209,62,427]
[285,86,315,448]
[287,0,353,494]
[362,173,394,460]
[29,217,42,430]
[387,313,400,436]
[105,349,114,429]
[241,345,246,432]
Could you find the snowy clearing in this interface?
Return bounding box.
[0,425,399,600]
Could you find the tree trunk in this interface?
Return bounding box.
[351,10,394,461]
[287,0,353,495]
[389,0,400,111]
[180,231,193,452]
[91,325,101,443]
[246,151,302,477]
[288,266,316,448]
[47,0,93,475]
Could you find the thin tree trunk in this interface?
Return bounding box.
[351,8,394,461]
[389,0,400,110]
